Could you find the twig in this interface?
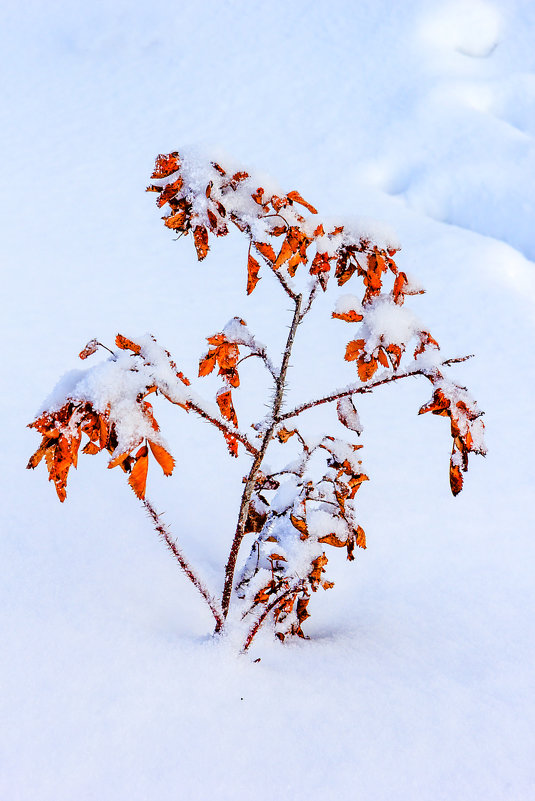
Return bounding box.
[143,498,223,628]
[241,587,294,652]
[279,366,432,421]
[218,295,303,628]
[169,398,259,457]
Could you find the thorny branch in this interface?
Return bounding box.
[143,498,223,628]
[278,358,472,422]
[218,293,305,627]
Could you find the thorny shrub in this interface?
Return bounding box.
[27,150,486,651]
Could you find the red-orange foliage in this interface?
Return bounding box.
[27,150,486,651]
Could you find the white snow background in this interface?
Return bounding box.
[1,0,534,798]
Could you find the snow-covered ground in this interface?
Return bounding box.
[2,1,534,798]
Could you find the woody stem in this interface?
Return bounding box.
[143,498,223,628]
[217,294,303,630]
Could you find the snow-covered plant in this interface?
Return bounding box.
[27,150,486,650]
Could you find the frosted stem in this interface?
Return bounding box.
[143,498,223,628]
[217,294,304,629]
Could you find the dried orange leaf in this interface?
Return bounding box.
[115,334,141,354]
[377,348,389,368]
[277,427,296,443]
[79,339,99,360]
[193,226,209,261]
[357,356,378,382]
[254,241,276,263]
[286,190,318,215]
[344,339,366,362]
[216,390,238,426]
[355,525,366,549]
[318,533,347,547]
[156,177,183,208]
[148,440,175,476]
[290,514,308,537]
[332,310,363,323]
[150,153,179,180]
[26,440,52,469]
[163,211,187,230]
[198,351,217,377]
[450,462,463,496]
[128,446,149,499]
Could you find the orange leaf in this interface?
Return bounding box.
[290,514,308,538]
[224,431,239,457]
[148,440,175,476]
[274,234,295,271]
[286,190,318,215]
[251,187,264,204]
[419,389,450,417]
[310,252,331,276]
[216,390,238,426]
[108,448,137,470]
[269,553,287,562]
[254,241,276,263]
[79,339,99,360]
[355,525,366,549]
[318,532,347,547]
[82,441,101,455]
[277,427,296,443]
[199,351,217,377]
[27,439,53,469]
[115,334,141,354]
[128,445,149,499]
[344,339,366,362]
[193,226,209,261]
[163,210,187,230]
[156,177,183,208]
[357,356,378,382]
[150,153,180,180]
[332,309,363,323]
[450,462,463,496]
[385,344,402,369]
[377,348,389,368]
[217,342,240,370]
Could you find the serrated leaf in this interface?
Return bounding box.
[115,334,141,354]
[355,525,366,549]
[198,351,217,377]
[193,226,209,261]
[254,241,276,263]
[128,446,149,499]
[344,339,366,362]
[216,390,238,426]
[246,253,261,295]
[357,356,378,382]
[450,462,463,496]
[148,440,175,476]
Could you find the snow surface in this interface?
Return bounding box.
[2,0,535,799]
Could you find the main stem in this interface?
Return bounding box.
[217,294,303,629]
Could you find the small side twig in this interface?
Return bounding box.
[143,498,224,629]
[241,587,294,652]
